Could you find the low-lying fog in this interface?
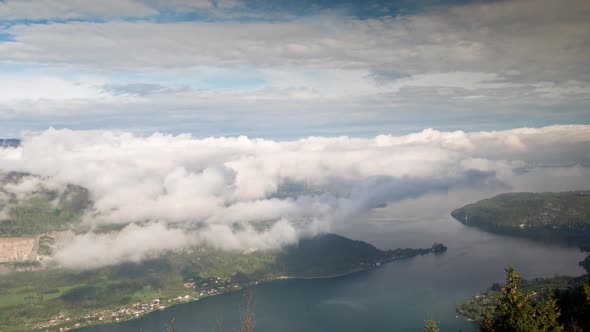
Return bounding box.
[0,125,589,269]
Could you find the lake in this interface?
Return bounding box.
[79,204,587,332]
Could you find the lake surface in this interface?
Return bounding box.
[80,206,587,332]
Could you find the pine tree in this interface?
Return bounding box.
[424,319,439,332]
[478,316,494,332]
[493,267,563,332]
[535,297,562,332]
[582,277,590,304]
[565,277,590,331]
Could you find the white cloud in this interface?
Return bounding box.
[0,0,158,20]
[0,0,587,125]
[0,125,589,268]
[53,223,192,269]
[1,0,588,84]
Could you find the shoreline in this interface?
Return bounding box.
[69,257,417,331]
[31,244,446,332]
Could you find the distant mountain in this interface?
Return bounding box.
[451,191,590,253]
[451,191,590,231]
[277,233,385,277]
[278,233,447,277]
[0,138,20,148]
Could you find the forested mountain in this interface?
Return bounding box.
[451,191,590,231]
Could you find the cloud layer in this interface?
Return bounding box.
[2,0,588,80]
[0,0,589,137]
[1,125,590,268]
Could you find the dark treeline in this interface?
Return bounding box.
[427,268,590,332]
[442,268,590,332]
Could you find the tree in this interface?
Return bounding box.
[492,267,563,332]
[582,277,590,304]
[556,277,590,331]
[478,316,494,332]
[424,319,439,332]
[535,297,562,332]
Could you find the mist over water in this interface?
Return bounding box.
[2,126,590,270]
[78,210,586,332]
[3,128,589,331]
[3,0,590,330]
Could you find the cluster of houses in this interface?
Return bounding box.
[32,276,256,331]
[183,276,242,297]
[110,299,166,320]
[33,312,71,330]
[33,299,167,331]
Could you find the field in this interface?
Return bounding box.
[0,249,278,332]
[0,234,442,331]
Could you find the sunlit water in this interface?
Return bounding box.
[79,210,586,332]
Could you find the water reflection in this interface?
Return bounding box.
[79,214,585,332]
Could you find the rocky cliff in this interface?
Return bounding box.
[0,236,37,263]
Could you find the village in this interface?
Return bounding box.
[32,276,248,331]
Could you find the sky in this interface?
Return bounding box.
[0,0,589,138]
[1,1,590,269]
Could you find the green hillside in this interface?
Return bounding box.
[0,173,90,236]
[278,234,447,277]
[277,234,385,277]
[0,174,448,331]
[0,234,446,331]
[451,191,590,230]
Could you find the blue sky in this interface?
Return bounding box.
[0,0,589,138]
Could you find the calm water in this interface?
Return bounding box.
[80,209,587,332]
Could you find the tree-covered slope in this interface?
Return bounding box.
[457,269,590,332]
[277,233,385,276]
[0,172,90,236]
[277,234,446,277]
[451,191,590,281]
[0,234,446,331]
[0,172,449,331]
[451,191,590,230]
[457,275,575,322]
